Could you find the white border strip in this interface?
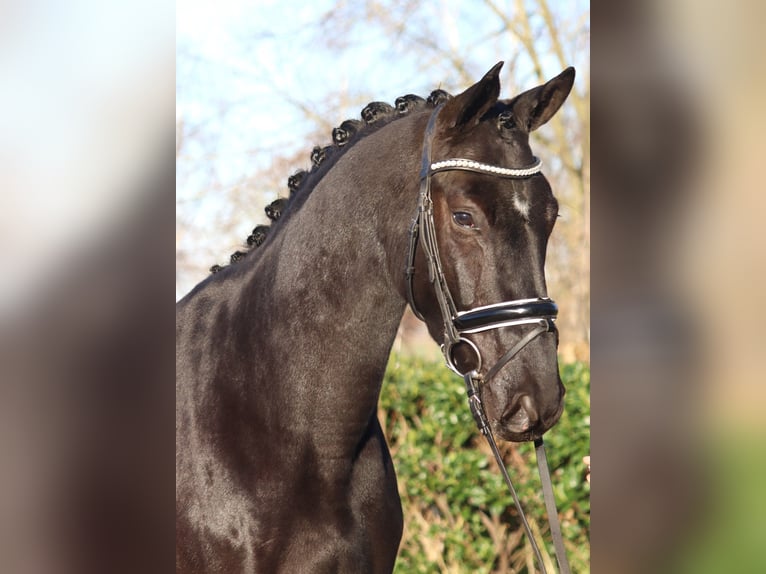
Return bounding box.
[455,298,551,317]
[457,317,553,335]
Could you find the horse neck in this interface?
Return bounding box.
[239,112,428,448]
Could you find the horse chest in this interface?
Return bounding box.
[177,416,401,574]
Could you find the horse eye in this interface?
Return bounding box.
[452,211,476,228]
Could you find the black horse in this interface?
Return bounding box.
[176,62,575,573]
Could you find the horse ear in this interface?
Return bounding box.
[438,61,503,131]
[506,67,575,132]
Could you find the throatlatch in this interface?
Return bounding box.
[406,105,571,574]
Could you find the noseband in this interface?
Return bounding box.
[405,106,571,574]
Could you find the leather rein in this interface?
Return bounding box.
[405,106,571,574]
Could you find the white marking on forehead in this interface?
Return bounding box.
[513,193,530,219]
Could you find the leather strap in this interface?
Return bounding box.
[466,368,572,574]
[405,215,424,320]
[535,438,572,574]
[464,370,547,573]
[483,319,553,384]
[454,299,558,333]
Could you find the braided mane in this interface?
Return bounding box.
[209,88,453,274]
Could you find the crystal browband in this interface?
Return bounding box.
[429,157,543,178]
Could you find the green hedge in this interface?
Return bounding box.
[379,355,590,573]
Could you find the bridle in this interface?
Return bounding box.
[405,107,559,382]
[405,106,571,574]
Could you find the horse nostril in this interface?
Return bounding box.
[520,395,539,425]
[502,395,539,433]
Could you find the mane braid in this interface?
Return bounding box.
[265,198,289,222]
[208,87,452,274]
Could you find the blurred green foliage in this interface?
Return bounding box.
[674,433,766,574]
[379,355,590,573]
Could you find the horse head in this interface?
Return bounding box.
[409,62,575,442]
